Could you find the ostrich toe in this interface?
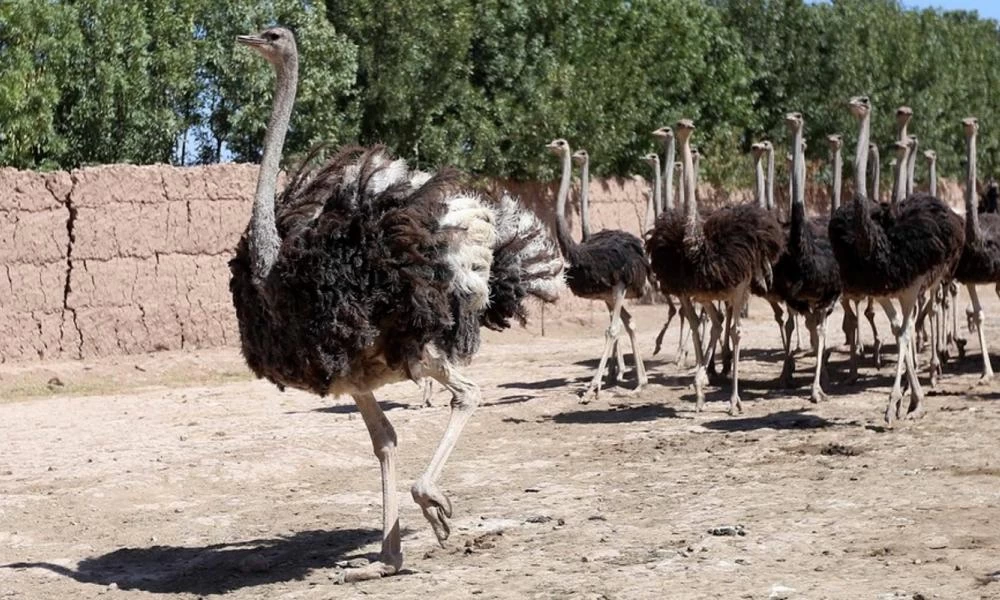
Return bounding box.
[728,394,742,416]
[411,480,453,545]
[335,554,403,583]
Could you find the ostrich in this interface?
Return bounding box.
[229,28,564,582]
[828,96,964,424]
[547,139,649,398]
[772,113,842,402]
[954,117,1000,380]
[646,119,783,414]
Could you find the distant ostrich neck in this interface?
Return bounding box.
[892,142,908,203]
[554,145,577,254]
[751,145,766,208]
[828,136,842,212]
[766,144,776,210]
[965,119,981,242]
[579,154,591,240]
[869,144,881,202]
[906,136,919,196]
[662,132,676,211]
[247,41,298,286]
[649,156,662,218]
[925,151,937,197]
[677,121,699,236]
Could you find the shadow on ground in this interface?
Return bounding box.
[1,528,384,595]
[546,403,680,424]
[701,409,836,432]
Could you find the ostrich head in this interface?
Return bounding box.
[571,149,589,165]
[907,135,919,151]
[848,96,871,120]
[750,142,766,160]
[651,126,673,142]
[546,138,570,157]
[895,106,913,130]
[963,116,979,137]
[785,112,804,134]
[827,134,843,152]
[643,152,660,168]
[675,119,695,144]
[237,27,297,69]
[923,149,937,163]
[761,140,774,154]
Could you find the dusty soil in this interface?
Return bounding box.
[2,296,1000,600]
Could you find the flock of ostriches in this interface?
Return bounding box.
[226,28,1000,581]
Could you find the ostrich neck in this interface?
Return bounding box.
[662,138,676,211]
[681,136,699,239]
[579,159,591,241]
[554,151,577,256]
[651,162,662,218]
[249,55,298,287]
[928,160,937,197]
[870,147,880,202]
[892,157,905,203]
[854,112,870,198]
[906,141,918,196]
[966,132,981,243]
[791,127,806,242]
[753,156,765,208]
[831,149,842,212]
[766,148,776,210]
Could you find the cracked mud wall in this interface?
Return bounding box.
[0,164,967,361]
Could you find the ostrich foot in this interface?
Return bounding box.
[421,380,435,408]
[728,394,743,416]
[977,372,994,385]
[411,479,453,546]
[884,390,903,426]
[777,357,795,389]
[904,402,926,421]
[335,555,403,583]
[674,350,689,368]
[810,386,829,403]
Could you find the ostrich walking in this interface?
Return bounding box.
[229,28,563,582]
[828,96,963,424]
[954,117,1000,380]
[547,139,649,398]
[646,119,783,414]
[772,113,841,402]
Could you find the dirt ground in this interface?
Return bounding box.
[3,295,1000,600]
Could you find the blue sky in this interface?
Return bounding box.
[807,0,1000,20]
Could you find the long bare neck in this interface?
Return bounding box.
[555,150,577,255]
[753,155,765,208]
[892,155,906,203]
[966,130,981,243]
[681,136,698,236]
[831,148,842,212]
[249,53,298,286]
[928,158,937,197]
[869,146,880,201]
[579,158,591,241]
[854,112,870,198]
[766,147,776,210]
[662,137,676,211]
[651,160,662,218]
[675,163,685,211]
[792,129,805,211]
[906,139,918,196]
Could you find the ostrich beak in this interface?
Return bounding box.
[237,35,266,46]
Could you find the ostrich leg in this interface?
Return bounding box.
[619,306,649,390]
[340,392,403,582]
[865,298,882,367]
[720,302,734,377]
[675,309,690,366]
[410,355,481,544]
[421,379,435,407]
[704,302,726,381]
[604,300,627,384]
[879,285,925,424]
[769,299,788,349]
[809,310,830,403]
[680,297,709,411]
[778,309,796,388]
[582,284,627,399]
[967,284,995,380]
[841,298,860,383]
[653,297,677,355]
[728,283,751,415]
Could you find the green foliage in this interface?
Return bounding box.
[3,0,1000,187]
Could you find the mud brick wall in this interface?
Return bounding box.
[0,163,967,362]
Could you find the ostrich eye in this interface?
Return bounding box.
[263,31,279,41]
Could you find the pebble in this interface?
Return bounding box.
[769,584,795,599]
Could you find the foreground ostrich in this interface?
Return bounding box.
[828,96,963,424]
[954,117,1000,380]
[646,119,783,414]
[548,139,649,398]
[229,28,563,581]
[772,112,841,402]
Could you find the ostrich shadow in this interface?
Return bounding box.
[545,403,680,424]
[700,409,836,432]
[310,400,410,414]
[1,528,387,595]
